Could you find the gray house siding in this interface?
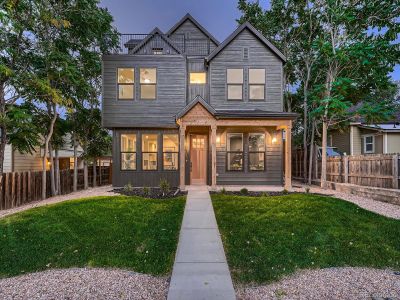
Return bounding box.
[209,29,283,111]
[169,19,217,56]
[187,58,209,102]
[112,129,179,187]
[102,55,186,128]
[215,127,283,185]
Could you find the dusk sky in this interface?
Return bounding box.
[99,0,399,81]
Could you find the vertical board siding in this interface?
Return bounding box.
[134,35,179,55]
[209,29,283,111]
[187,58,209,102]
[112,129,180,188]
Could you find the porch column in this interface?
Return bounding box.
[285,123,292,190]
[211,124,217,190]
[179,124,186,190]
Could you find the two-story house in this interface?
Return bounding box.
[102,13,296,190]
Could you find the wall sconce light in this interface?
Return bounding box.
[216,135,221,144]
[272,133,277,144]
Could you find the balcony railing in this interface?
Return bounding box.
[114,33,212,56]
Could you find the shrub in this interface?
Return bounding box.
[240,187,248,195]
[159,178,170,196]
[282,188,289,195]
[261,192,268,197]
[220,187,226,194]
[143,186,150,197]
[305,186,311,193]
[123,183,133,193]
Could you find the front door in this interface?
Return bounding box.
[190,134,207,185]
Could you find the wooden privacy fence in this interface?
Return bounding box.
[0,166,111,211]
[293,150,400,189]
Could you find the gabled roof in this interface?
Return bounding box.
[131,27,182,55]
[167,13,220,46]
[206,22,286,63]
[176,95,216,119]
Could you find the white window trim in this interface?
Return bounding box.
[363,135,375,154]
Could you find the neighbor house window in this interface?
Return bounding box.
[163,134,179,170]
[249,69,265,100]
[140,68,157,99]
[142,134,158,170]
[121,134,136,170]
[227,69,243,100]
[249,133,265,171]
[364,135,374,153]
[117,68,134,100]
[227,133,243,171]
[152,47,163,55]
[190,72,206,84]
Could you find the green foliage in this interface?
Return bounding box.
[282,189,289,195]
[240,187,248,195]
[143,186,150,197]
[261,192,268,197]
[0,195,185,277]
[220,187,227,194]
[212,193,400,283]
[123,183,133,193]
[159,178,170,196]
[304,186,311,194]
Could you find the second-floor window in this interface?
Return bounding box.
[249,69,265,100]
[117,68,134,100]
[140,68,157,99]
[227,68,243,100]
[190,72,206,84]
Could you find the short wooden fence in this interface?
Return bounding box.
[293,150,400,189]
[0,166,111,211]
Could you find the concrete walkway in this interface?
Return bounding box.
[167,187,235,300]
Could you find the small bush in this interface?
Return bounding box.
[261,192,268,197]
[143,186,150,196]
[123,183,133,193]
[305,186,311,193]
[240,187,248,195]
[159,178,170,196]
[220,187,226,194]
[282,188,289,195]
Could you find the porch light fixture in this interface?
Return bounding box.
[272,134,277,144]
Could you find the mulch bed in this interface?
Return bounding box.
[210,190,301,197]
[114,187,187,199]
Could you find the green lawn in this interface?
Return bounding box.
[0,196,185,278]
[212,193,400,284]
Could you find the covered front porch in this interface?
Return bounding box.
[176,98,295,190]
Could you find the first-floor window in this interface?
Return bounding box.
[121,134,136,170]
[142,134,158,170]
[364,135,374,153]
[249,133,265,171]
[163,134,179,170]
[227,133,243,171]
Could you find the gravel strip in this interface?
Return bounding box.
[0,185,117,219]
[237,267,400,300]
[292,184,400,220]
[0,268,168,300]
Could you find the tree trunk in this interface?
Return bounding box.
[42,104,58,200]
[321,118,328,188]
[55,149,60,195]
[49,143,56,196]
[93,158,97,187]
[83,160,88,189]
[303,90,308,183]
[308,121,316,185]
[73,134,78,192]
[0,81,7,175]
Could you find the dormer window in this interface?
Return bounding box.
[152,47,163,55]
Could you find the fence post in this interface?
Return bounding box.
[344,156,349,184]
[393,154,399,189]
